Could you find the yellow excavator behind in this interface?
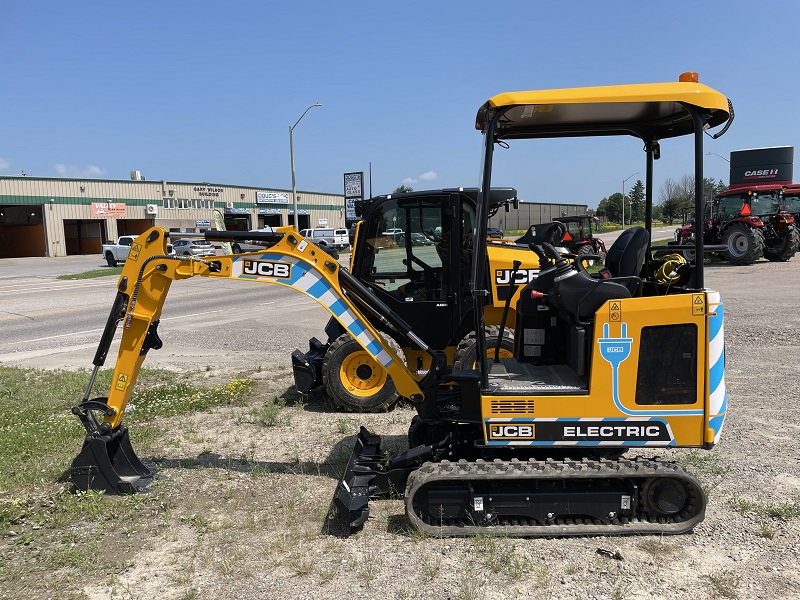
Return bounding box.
[71,71,733,537]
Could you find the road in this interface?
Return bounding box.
[0,255,332,373]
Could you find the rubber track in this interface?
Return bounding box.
[405,456,706,538]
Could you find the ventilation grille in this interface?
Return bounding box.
[490,399,535,415]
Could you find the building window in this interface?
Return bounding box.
[163,198,175,209]
[177,198,189,209]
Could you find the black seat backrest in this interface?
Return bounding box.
[604,227,650,289]
[514,222,566,246]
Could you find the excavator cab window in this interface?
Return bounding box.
[362,197,450,303]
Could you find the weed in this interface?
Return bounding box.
[611,576,634,600]
[455,575,485,600]
[758,521,775,540]
[421,551,441,580]
[638,536,678,560]
[678,450,730,476]
[729,495,800,520]
[249,397,289,427]
[181,514,210,532]
[336,417,353,435]
[705,568,741,599]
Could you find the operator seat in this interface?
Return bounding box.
[515,222,566,247]
[603,226,650,293]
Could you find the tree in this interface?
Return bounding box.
[628,179,645,224]
[659,177,693,224]
[393,185,413,193]
[597,193,623,223]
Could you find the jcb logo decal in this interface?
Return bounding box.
[242,260,291,278]
[489,424,535,439]
[495,269,540,285]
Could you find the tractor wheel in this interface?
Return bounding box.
[105,252,118,268]
[679,235,696,262]
[576,244,597,267]
[763,226,799,262]
[322,333,401,412]
[723,223,765,265]
[452,327,515,371]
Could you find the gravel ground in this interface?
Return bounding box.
[9,256,800,600]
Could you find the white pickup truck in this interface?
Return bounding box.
[299,227,350,251]
[102,235,173,267]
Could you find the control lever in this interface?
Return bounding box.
[494,260,521,363]
[528,243,551,267]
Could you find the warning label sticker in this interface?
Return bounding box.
[692,293,705,316]
[115,373,129,391]
[609,301,622,322]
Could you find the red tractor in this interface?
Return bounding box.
[675,146,798,264]
[554,215,607,264]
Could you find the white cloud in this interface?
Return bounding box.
[54,164,107,178]
[0,158,11,171]
[402,170,438,185]
[418,171,438,181]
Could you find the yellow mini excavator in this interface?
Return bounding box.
[71,72,732,537]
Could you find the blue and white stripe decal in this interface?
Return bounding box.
[231,253,394,368]
[706,290,727,443]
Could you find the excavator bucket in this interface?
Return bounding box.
[70,425,154,495]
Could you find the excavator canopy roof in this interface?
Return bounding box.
[476,79,731,141]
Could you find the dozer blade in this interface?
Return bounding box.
[332,426,436,531]
[70,425,154,495]
[332,427,383,529]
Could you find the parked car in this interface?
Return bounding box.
[486,227,504,239]
[409,232,433,246]
[172,238,216,257]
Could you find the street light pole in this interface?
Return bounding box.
[289,103,322,231]
[706,151,730,163]
[621,172,639,229]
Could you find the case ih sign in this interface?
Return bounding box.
[729,146,794,189]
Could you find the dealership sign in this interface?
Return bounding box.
[344,172,363,225]
[256,191,289,204]
[92,202,127,218]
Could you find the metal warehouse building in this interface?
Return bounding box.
[0,175,589,259]
[0,175,347,258]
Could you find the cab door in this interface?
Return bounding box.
[353,192,469,350]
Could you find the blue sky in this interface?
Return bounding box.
[3,1,799,208]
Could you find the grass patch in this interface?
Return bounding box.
[0,365,254,599]
[57,267,123,280]
[677,450,730,476]
[728,495,800,520]
[705,568,741,599]
[0,366,252,493]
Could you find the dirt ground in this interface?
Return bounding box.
[8,257,800,600]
